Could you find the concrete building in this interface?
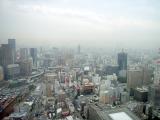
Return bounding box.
[153,70,160,85]
[30,48,37,67]
[84,66,90,75]
[142,66,152,85]
[7,64,20,79]
[8,39,16,61]
[20,48,29,60]
[120,91,129,104]
[88,104,141,120]
[82,82,94,95]
[99,74,124,104]
[127,68,143,95]
[134,87,148,102]
[0,44,14,79]
[8,39,16,51]
[153,60,160,85]
[99,90,111,104]
[44,73,57,97]
[149,85,160,108]
[104,65,118,75]
[92,74,101,85]
[19,58,32,76]
[118,69,127,78]
[127,65,152,95]
[117,51,127,71]
[0,44,14,67]
[0,66,4,80]
[148,60,160,109]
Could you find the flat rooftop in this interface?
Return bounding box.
[89,103,141,120]
[109,112,132,120]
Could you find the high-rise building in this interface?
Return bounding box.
[19,58,32,76]
[0,44,14,67]
[117,51,127,71]
[20,48,29,60]
[30,48,37,67]
[8,39,16,51]
[0,66,4,81]
[0,44,14,78]
[148,60,160,108]
[8,39,16,62]
[142,65,152,85]
[44,73,56,97]
[0,39,16,79]
[127,67,143,95]
[127,65,152,94]
[153,60,160,85]
[149,85,160,108]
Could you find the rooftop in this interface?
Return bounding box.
[89,103,141,120]
[109,112,133,120]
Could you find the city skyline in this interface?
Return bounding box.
[0,0,160,49]
[1,1,160,120]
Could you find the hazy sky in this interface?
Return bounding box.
[0,0,160,48]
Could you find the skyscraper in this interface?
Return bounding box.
[127,67,143,95]
[0,44,14,78]
[19,58,32,76]
[0,44,14,67]
[8,39,16,62]
[8,39,16,50]
[0,66,4,81]
[153,60,160,85]
[149,85,160,108]
[148,60,160,110]
[30,48,37,67]
[117,51,127,70]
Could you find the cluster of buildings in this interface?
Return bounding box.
[0,80,30,120]
[0,39,38,80]
[1,39,160,120]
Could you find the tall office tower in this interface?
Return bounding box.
[30,48,37,67]
[117,51,127,70]
[142,66,152,85]
[153,60,160,85]
[127,67,143,95]
[8,39,16,50]
[20,48,29,60]
[0,66,4,81]
[149,85,160,108]
[19,58,32,76]
[127,66,152,90]
[148,60,160,108]
[8,39,16,62]
[0,44,14,78]
[0,44,14,67]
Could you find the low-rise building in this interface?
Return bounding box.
[134,87,148,102]
[87,104,141,120]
